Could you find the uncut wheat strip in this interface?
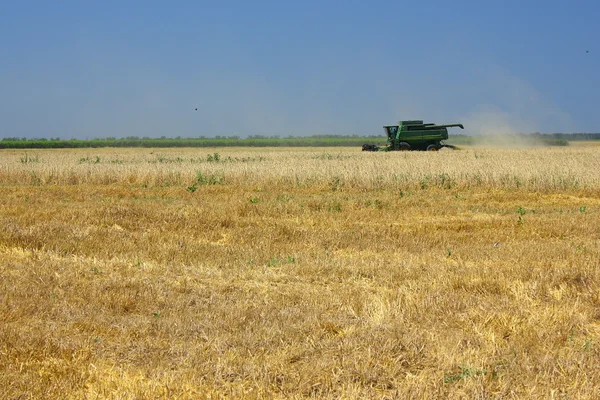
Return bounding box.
[1,147,600,190]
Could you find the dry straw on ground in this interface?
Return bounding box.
[1,146,599,398]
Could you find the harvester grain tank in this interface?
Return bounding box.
[362,120,464,151]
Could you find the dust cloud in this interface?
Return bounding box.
[461,106,552,148]
[455,65,574,148]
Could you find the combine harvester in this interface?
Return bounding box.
[362,120,464,151]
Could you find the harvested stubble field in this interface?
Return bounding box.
[1,146,599,399]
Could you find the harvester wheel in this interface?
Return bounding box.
[399,142,411,151]
[426,144,439,151]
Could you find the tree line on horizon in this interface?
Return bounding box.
[0,132,597,148]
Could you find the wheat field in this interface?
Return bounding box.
[1,146,599,399]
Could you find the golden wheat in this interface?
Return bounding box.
[1,147,600,190]
[1,147,599,399]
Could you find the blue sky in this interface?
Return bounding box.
[1,1,598,138]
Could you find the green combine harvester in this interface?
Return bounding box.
[362,120,464,151]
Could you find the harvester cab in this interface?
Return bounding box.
[384,125,399,141]
[363,120,464,151]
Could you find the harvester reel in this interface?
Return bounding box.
[362,144,379,152]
